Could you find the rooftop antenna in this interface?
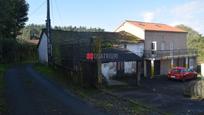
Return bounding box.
[46,0,52,65]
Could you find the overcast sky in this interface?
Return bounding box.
[27,0,204,34]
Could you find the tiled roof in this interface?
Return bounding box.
[127,20,186,33]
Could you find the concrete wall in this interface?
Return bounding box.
[38,33,48,64]
[101,61,137,80]
[115,22,145,39]
[119,43,144,57]
[126,43,144,57]
[124,61,137,74]
[160,59,171,75]
[160,57,196,75]
[145,31,187,50]
[101,62,117,80]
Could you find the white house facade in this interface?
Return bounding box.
[119,42,144,57]
[115,20,197,78]
[115,22,145,39]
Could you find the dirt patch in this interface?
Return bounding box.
[87,91,153,115]
[112,77,204,115]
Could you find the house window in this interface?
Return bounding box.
[151,41,157,55]
[151,41,157,51]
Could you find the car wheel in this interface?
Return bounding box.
[181,78,186,82]
[194,75,197,80]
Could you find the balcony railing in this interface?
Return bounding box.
[144,49,197,59]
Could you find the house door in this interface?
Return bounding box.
[146,60,151,78]
[117,62,124,77]
[154,60,160,75]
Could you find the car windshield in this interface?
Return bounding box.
[180,69,187,73]
[172,68,187,73]
[187,68,194,72]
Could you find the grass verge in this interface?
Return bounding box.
[33,63,165,115]
[0,64,9,114]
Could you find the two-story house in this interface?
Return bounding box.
[115,20,197,78]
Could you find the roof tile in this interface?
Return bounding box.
[127,20,186,33]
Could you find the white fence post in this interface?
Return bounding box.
[201,63,204,77]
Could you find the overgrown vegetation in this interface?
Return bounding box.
[0,0,30,113]
[0,38,37,64]
[177,25,204,63]
[0,0,35,64]
[0,64,9,114]
[0,0,28,38]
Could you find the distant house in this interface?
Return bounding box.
[115,20,197,77]
[38,30,143,84]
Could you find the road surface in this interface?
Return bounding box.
[5,64,107,115]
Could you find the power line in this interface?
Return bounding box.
[29,0,64,27]
[50,0,55,25]
[53,0,64,26]
[29,0,46,18]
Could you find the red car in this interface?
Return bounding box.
[168,67,197,81]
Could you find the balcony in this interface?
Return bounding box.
[144,49,197,60]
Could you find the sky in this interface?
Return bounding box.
[27,0,204,34]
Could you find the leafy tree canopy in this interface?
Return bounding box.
[0,0,29,38]
[176,24,204,63]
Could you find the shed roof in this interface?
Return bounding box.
[101,48,142,63]
[49,30,142,45]
[38,29,143,64]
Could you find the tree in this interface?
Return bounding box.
[18,24,45,40]
[176,25,203,47]
[0,0,29,63]
[176,24,204,63]
[18,24,105,40]
[0,0,29,38]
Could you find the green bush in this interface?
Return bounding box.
[0,38,37,63]
[0,38,18,63]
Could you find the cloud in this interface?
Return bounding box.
[171,0,203,16]
[170,0,204,34]
[142,12,155,22]
[142,0,204,35]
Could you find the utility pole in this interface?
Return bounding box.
[46,0,52,65]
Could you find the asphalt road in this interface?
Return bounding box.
[5,64,107,115]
